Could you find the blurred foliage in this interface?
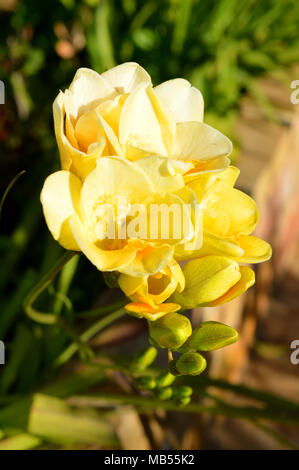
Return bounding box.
[0,0,299,449]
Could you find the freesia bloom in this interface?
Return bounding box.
[53,62,232,180]
[41,155,197,276]
[41,61,271,322]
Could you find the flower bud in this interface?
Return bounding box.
[176,352,207,376]
[156,372,176,388]
[157,387,173,401]
[185,321,238,351]
[175,396,191,407]
[173,385,193,398]
[137,376,156,390]
[130,346,158,372]
[148,312,192,350]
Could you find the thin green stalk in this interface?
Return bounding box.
[66,393,299,425]
[53,307,126,368]
[0,171,26,223]
[23,251,78,324]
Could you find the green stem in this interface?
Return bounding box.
[23,251,78,324]
[53,307,126,368]
[66,393,299,425]
[0,170,26,223]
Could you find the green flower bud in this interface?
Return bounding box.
[173,385,193,398]
[176,352,207,376]
[137,376,156,390]
[148,313,192,350]
[175,396,191,407]
[185,321,238,351]
[157,387,173,401]
[130,346,158,372]
[156,372,176,388]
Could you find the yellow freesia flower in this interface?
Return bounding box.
[41,61,271,322]
[170,165,272,308]
[119,260,185,320]
[53,62,232,180]
[40,156,197,276]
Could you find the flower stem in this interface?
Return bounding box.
[66,393,299,425]
[53,307,126,368]
[23,251,78,324]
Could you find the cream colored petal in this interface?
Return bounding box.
[101,62,151,93]
[64,67,117,120]
[155,78,204,123]
[40,171,82,251]
[96,112,124,157]
[119,84,175,157]
[173,121,232,161]
[80,156,154,223]
[134,156,187,193]
[183,156,230,183]
[97,93,128,137]
[70,214,137,271]
[53,92,105,179]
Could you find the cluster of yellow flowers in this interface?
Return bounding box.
[41,62,271,326]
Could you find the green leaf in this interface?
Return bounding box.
[185,321,238,351]
[28,394,118,447]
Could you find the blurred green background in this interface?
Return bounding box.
[0,0,299,450]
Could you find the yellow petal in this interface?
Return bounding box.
[101,62,151,93]
[125,302,180,321]
[134,156,186,193]
[74,110,105,153]
[118,274,146,298]
[145,192,194,246]
[234,235,272,263]
[210,266,255,306]
[53,92,105,179]
[183,156,230,182]
[173,121,232,161]
[204,188,259,238]
[119,260,185,306]
[80,156,154,227]
[64,67,116,121]
[40,171,82,250]
[119,84,175,157]
[69,214,137,271]
[176,230,244,261]
[120,243,174,276]
[65,113,79,149]
[97,93,128,137]
[155,78,204,123]
[171,255,241,308]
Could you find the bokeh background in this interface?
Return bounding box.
[0,0,299,450]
